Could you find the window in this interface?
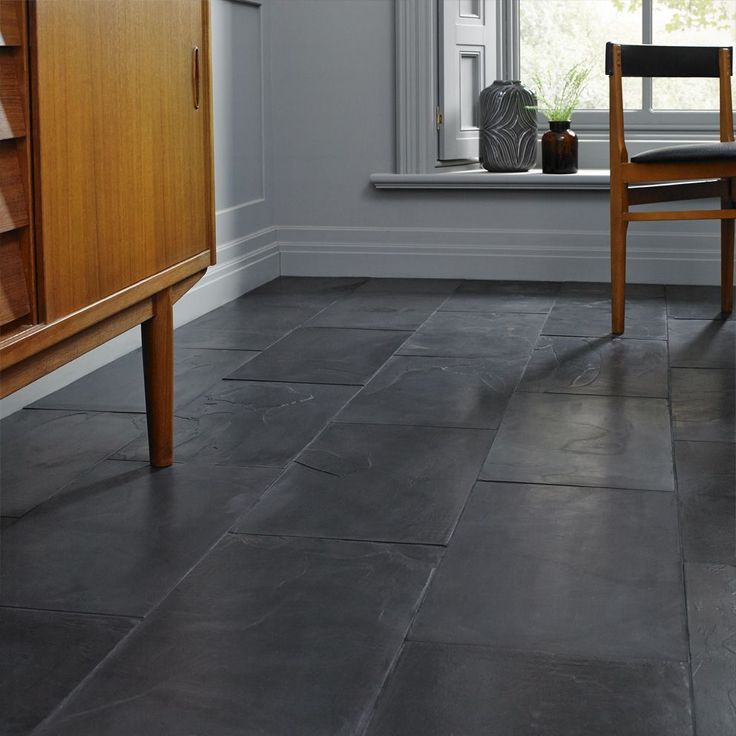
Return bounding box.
[519,0,736,125]
[432,0,735,166]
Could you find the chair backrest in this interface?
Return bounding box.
[606,42,735,159]
[605,42,732,78]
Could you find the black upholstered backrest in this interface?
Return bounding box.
[605,42,732,78]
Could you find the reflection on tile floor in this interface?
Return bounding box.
[1,277,733,735]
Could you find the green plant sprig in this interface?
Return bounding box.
[529,63,592,122]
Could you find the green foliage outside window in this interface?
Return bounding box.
[519,0,736,112]
[612,0,734,32]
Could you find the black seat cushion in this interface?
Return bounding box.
[631,141,736,164]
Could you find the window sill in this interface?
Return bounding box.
[370,169,610,191]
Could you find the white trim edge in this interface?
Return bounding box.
[278,224,720,285]
[371,169,611,190]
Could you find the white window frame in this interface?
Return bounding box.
[395,0,728,174]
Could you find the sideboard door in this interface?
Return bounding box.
[31,0,214,322]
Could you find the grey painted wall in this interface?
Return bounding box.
[270,0,721,284]
[212,0,275,243]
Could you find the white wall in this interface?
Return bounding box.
[270,0,722,284]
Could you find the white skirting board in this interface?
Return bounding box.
[277,225,723,285]
[0,229,280,419]
[1,221,725,417]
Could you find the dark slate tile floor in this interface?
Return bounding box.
[29,347,255,414]
[0,276,733,736]
[0,609,135,736]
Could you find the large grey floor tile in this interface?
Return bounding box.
[666,285,734,320]
[30,347,255,413]
[672,368,735,442]
[0,461,278,617]
[676,442,735,565]
[544,283,667,340]
[0,608,135,736]
[480,392,675,491]
[0,409,144,517]
[686,563,736,736]
[668,319,735,368]
[519,335,668,398]
[306,291,446,330]
[35,535,441,736]
[366,642,692,736]
[398,312,545,359]
[237,422,492,544]
[336,355,527,429]
[114,381,356,467]
[174,293,328,350]
[411,482,687,661]
[251,276,367,298]
[442,280,560,314]
[356,278,459,294]
[562,283,665,300]
[226,327,410,385]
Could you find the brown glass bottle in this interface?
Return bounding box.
[541,121,578,174]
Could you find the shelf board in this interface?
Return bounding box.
[0,231,30,325]
[0,140,29,233]
[0,1,21,46]
[0,50,25,139]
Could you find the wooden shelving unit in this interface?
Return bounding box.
[0,0,215,468]
[0,0,35,338]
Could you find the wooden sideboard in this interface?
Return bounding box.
[0,0,215,466]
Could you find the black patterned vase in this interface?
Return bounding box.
[479,80,537,172]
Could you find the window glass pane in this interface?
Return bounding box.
[652,0,736,110]
[520,0,643,110]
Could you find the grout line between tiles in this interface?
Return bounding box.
[403,637,691,668]
[665,297,699,736]
[474,478,676,494]
[439,308,552,315]
[0,603,142,623]
[303,324,425,332]
[356,564,443,736]
[225,530,448,549]
[541,331,668,342]
[23,406,147,415]
[222,375,365,386]
[515,388,669,401]
[326,419,495,432]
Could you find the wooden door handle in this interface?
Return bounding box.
[192,45,200,110]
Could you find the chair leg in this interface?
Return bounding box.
[610,188,628,335]
[722,185,734,315]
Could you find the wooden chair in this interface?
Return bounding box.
[606,42,735,334]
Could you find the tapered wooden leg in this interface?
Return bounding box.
[610,181,628,335]
[141,289,174,467]
[722,184,734,315]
